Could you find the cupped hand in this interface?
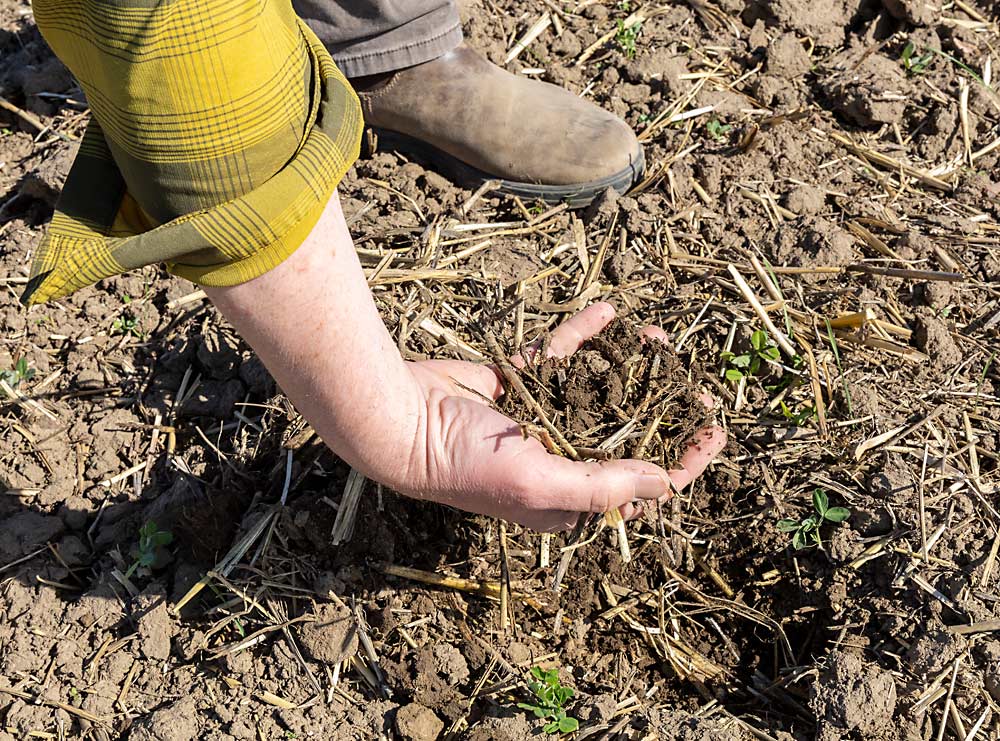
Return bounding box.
[391,303,727,532]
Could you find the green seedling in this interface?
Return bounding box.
[111,312,142,338]
[616,19,642,59]
[706,118,732,141]
[901,41,934,75]
[824,319,852,416]
[721,329,780,382]
[124,521,173,580]
[777,489,850,550]
[779,401,815,427]
[0,356,35,389]
[517,666,579,735]
[977,350,996,397]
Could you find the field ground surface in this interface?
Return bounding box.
[3,0,1000,738]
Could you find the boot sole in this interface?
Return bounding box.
[369,127,645,209]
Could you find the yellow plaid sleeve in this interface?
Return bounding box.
[22,0,362,305]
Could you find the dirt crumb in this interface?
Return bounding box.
[134,590,176,662]
[296,603,358,665]
[784,184,825,215]
[645,707,755,739]
[912,307,961,368]
[395,703,444,741]
[882,0,937,25]
[127,696,200,741]
[820,54,911,127]
[906,626,966,677]
[810,651,898,740]
[466,713,538,741]
[766,32,812,78]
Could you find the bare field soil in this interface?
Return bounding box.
[2,0,1000,738]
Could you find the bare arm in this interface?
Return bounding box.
[205,192,726,531]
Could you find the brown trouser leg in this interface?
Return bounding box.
[292,0,462,77]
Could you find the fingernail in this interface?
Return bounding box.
[637,473,669,499]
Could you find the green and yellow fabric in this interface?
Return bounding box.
[23,0,362,305]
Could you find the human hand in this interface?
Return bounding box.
[389,303,727,531]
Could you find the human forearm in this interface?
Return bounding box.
[203,191,422,482]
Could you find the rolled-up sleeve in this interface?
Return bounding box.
[22,0,362,305]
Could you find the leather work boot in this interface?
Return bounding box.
[355,45,644,207]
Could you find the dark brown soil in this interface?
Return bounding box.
[3,0,1000,739]
[498,318,709,468]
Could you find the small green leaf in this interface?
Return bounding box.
[824,506,851,523]
[559,717,580,733]
[902,41,914,64]
[763,346,780,360]
[720,351,735,362]
[530,666,544,681]
[792,529,806,550]
[751,330,767,352]
[152,531,173,546]
[543,721,559,734]
[725,369,744,382]
[777,519,800,533]
[801,515,818,531]
[812,489,829,515]
[16,357,28,376]
[731,354,751,368]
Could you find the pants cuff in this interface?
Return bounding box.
[331,22,463,77]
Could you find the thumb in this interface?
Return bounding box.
[532,455,673,514]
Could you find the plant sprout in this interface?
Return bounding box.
[615,19,642,59]
[778,489,850,550]
[901,41,934,75]
[124,521,173,580]
[0,357,35,388]
[517,666,579,735]
[721,329,780,382]
[706,118,732,141]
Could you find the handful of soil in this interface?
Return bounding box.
[497,319,709,469]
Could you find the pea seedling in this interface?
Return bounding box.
[901,41,934,75]
[111,313,142,338]
[779,401,815,427]
[0,357,35,389]
[706,118,732,141]
[124,521,173,580]
[518,666,579,735]
[721,329,780,382]
[615,19,641,59]
[778,489,850,550]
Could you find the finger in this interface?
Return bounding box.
[639,325,669,344]
[512,302,616,368]
[665,425,727,492]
